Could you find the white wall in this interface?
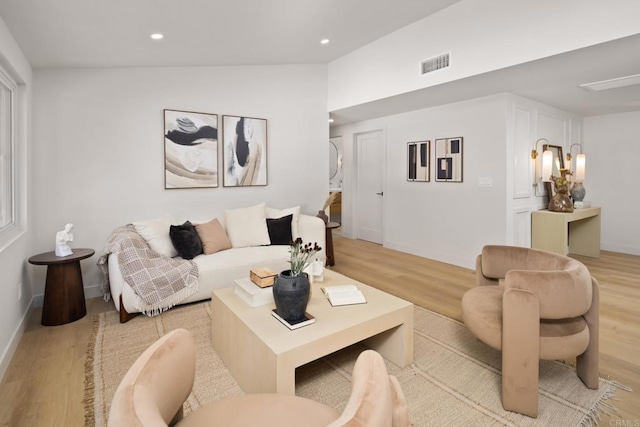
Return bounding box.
[334,94,508,269]
[584,112,640,255]
[0,15,32,380]
[328,0,640,112]
[506,94,583,248]
[332,93,587,268]
[31,64,328,301]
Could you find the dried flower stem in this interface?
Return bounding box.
[287,238,322,276]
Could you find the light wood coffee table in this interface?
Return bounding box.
[211,269,413,395]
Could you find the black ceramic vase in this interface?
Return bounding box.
[273,270,310,322]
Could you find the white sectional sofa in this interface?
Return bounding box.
[106,205,326,322]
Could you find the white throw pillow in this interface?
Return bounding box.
[132,215,178,257]
[265,206,301,239]
[224,203,271,248]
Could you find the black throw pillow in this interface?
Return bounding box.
[170,221,203,260]
[266,214,293,245]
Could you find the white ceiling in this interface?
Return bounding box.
[0,0,461,67]
[330,33,640,125]
[1,0,639,121]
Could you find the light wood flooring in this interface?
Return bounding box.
[0,237,637,426]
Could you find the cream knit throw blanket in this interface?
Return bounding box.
[97,225,198,316]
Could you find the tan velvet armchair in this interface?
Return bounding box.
[461,245,599,417]
[108,328,409,427]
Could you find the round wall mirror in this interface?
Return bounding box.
[329,140,339,179]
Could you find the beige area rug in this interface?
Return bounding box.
[84,301,627,426]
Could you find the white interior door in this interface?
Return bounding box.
[356,130,384,244]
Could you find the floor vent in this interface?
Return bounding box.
[420,53,450,75]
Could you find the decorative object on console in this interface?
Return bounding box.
[164,109,218,189]
[407,140,430,182]
[55,223,74,257]
[435,137,463,182]
[531,138,573,212]
[567,143,587,205]
[540,143,573,212]
[273,238,322,322]
[548,171,574,213]
[223,115,267,187]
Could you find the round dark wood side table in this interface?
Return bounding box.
[28,248,95,326]
[325,222,341,267]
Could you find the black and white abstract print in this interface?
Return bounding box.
[164,109,218,189]
[223,115,267,187]
[435,137,463,182]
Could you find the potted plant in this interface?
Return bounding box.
[273,238,322,322]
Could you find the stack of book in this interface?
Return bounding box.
[234,278,274,307]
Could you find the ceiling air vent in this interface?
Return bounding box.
[420,53,450,75]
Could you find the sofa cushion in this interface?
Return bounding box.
[132,215,178,258]
[195,218,232,255]
[170,221,203,260]
[266,206,300,239]
[224,203,271,248]
[267,214,293,245]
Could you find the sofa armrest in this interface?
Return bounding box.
[298,215,326,262]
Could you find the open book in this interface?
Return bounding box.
[321,284,367,307]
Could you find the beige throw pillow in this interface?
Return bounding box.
[195,218,232,255]
[224,203,271,248]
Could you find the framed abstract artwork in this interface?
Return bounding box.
[407,141,430,182]
[435,137,463,182]
[164,109,218,189]
[223,115,268,187]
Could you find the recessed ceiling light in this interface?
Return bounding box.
[150,33,164,40]
[320,39,330,45]
[579,73,640,92]
[328,118,334,123]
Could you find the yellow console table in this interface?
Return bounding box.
[531,207,601,258]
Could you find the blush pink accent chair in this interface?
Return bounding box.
[461,245,599,417]
[108,328,409,427]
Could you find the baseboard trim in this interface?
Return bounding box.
[384,240,475,270]
[600,243,640,256]
[0,297,33,382]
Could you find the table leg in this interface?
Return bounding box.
[363,305,414,368]
[42,261,87,326]
[326,228,335,266]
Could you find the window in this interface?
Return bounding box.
[0,65,16,239]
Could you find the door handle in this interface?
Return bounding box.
[376,192,384,196]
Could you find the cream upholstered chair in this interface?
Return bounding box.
[108,328,408,427]
[461,245,599,417]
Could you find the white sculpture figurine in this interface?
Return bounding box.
[55,223,74,257]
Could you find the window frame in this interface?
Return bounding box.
[0,62,23,251]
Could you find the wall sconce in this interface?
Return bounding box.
[567,143,587,204]
[531,138,550,187]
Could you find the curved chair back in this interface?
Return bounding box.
[108,328,196,427]
[328,349,408,427]
[477,245,592,318]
